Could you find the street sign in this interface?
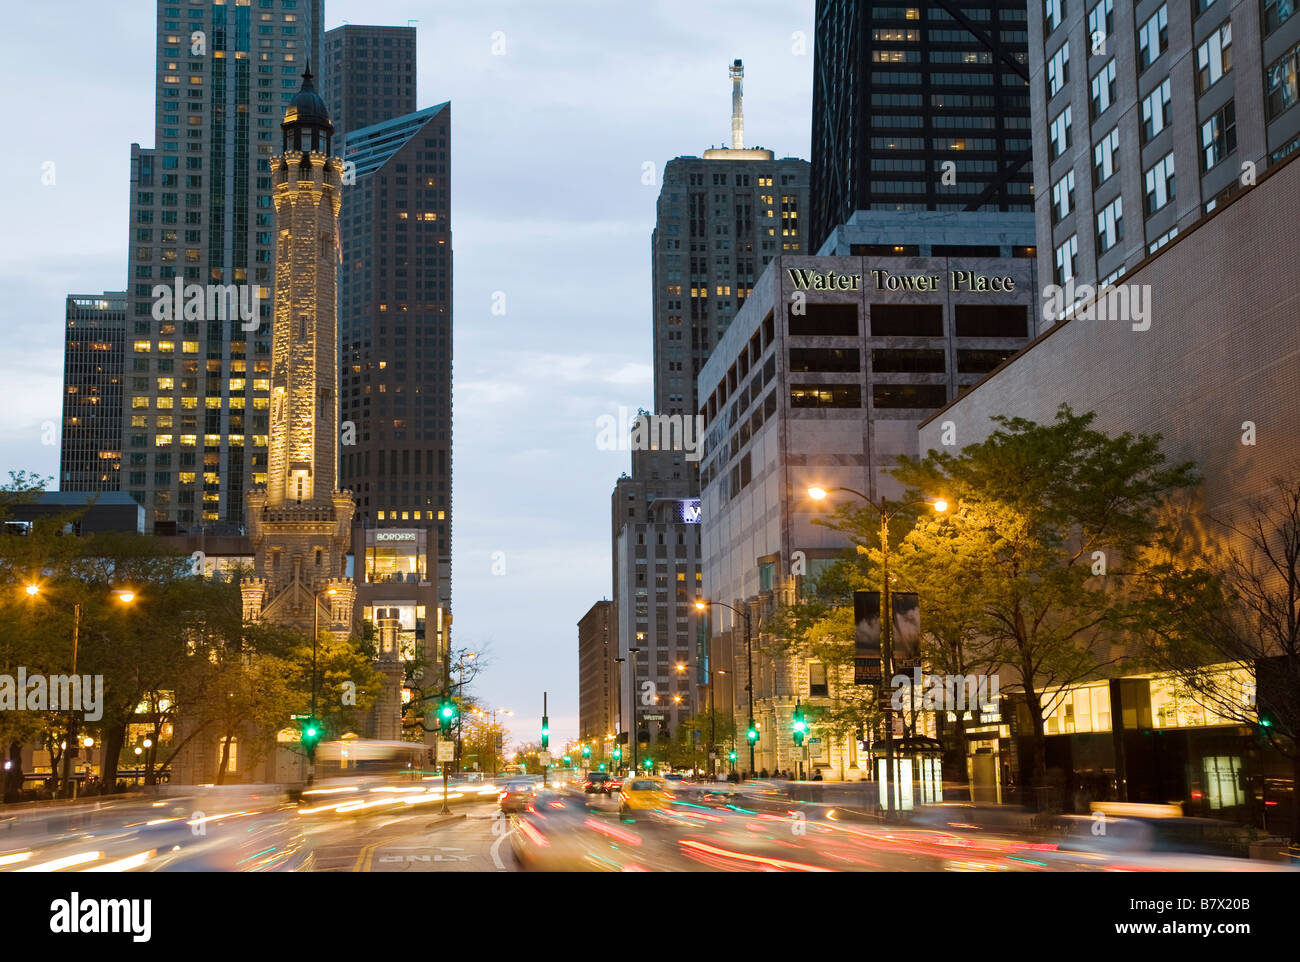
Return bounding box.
[538,751,552,766]
[809,737,822,744]
[642,713,665,720]
[436,740,455,762]
[290,714,310,720]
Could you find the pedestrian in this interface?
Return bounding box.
[812,768,823,781]
[760,767,769,779]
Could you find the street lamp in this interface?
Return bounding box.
[807,485,947,818]
[695,599,755,778]
[25,583,135,797]
[456,651,477,773]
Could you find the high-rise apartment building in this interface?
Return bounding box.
[1030,0,1300,310]
[322,25,417,143]
[122,0,324,533]
[337,103,453,619]
[60,293,127,492]
[810,0,1035,251]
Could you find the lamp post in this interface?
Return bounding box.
[309,586,337,787]
[25,584,135,797]
[709,668,728,778]
[613,656,627,773]
[807,486,946,819]
[696,600,754,778]
[456,651,477,774]
[626,647,641,773]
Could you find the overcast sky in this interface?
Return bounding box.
[0,0,814,752]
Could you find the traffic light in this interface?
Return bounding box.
[612,747,621,762]
[563,754,571,766]
[438,697,457,737]
[598,763,606,771]
[301,718,323,756]
[746,720,759,745]
[582,744,591,758]
[541,715,550,749]
[792,702,807,748]
[643,757,653,770]
[728,750,737,763]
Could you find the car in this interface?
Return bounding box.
[619,776,672,819]
[583,772,613,794]
[498,782,538,814]
[662,773,688,787]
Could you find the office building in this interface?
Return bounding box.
[121,0,324,533]
[1031,0,1300,312]
[652,61,811,426]
[697,213,1037,775]
[578,600,616,759]
[60,293,126,492]
[916,153,1300,826]
[337,103,454,636]
[810,0,1035,251]
[322,24,417,143]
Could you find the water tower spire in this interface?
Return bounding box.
[729,59,744,150]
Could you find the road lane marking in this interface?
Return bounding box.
[352,841,379,873]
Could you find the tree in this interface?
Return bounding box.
[1137,476,1300,842]
[891,405,1199,809]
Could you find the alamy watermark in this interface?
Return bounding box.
[596,408,705,462]
[889,669,998,713]
[0,669,103,721]
[1042,278,1151,331]
[151,276,262,331]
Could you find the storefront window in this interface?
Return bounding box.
[364,530,426,583]
[1202,755,1244,808]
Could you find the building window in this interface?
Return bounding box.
[1196,22,1232,93]
[1087,0,1114,53]
[1044,0,1066,34]
[1051,171,1075,223]
[1096,195,1123,253]
[1047,42,1070,97]
[1141,78,1173,141]
[1265,41,1300,119]
[809,662,828,698]
[1201,101,1237,170]
[1264,0,1295,33]
[1144,152,1176,214]
[1093,127,1120,186]
[1054,234,1079,284]
[1049,106,1073,160]
[1137,5,1169,71]
[1090,59,1116,118]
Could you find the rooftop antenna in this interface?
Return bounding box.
[729,59,744,150]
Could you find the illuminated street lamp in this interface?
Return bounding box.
[807,485,947,818]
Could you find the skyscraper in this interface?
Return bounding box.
[809,0,1035,251]
[122,0,323,533]
[611,61,807,764]
[60,293,126,492]
[322,24,417,143]
[1030,0,1300,314]
[652,61,810,425]
[337,103,454,627]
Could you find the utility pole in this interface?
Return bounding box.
[542,692,549,788]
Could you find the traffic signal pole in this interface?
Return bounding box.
[542,692,549,788]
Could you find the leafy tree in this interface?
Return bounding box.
[1137,476,1300,841]
[891,405,1199,808]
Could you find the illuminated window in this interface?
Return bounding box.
[156,397,174,409]
[206,397,222,409]
[132,396,150,409]
[253,435,268,446]
[252,378,269,391]
[156,416,174,428]
[158,341,175,353]
[228,378,246,391]
[182,341,199,353]
[155,434,173,446]
[157,377,175,391]
[179,472,196,484]
[134,341,152,353]
[180,435,197,446]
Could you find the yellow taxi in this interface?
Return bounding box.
[618,775,672,819]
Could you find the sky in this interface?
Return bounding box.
[0,0,815,753]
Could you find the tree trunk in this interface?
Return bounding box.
[4,740,23,803]
[100,721,127,793]
[216,734,232,785]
